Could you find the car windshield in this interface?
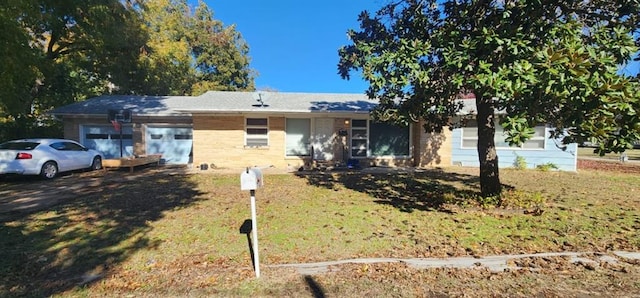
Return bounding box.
[0,141,40,150]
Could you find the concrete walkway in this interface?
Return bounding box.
[270,251,640,275]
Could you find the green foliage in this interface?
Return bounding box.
[0,0,255,139]
[500,190,547,210]
[476,195,503,209]
[536,163,559,172]
[138,0,255,95]
[513,155,527,170]
[338,0,640,196]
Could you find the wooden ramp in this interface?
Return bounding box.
[103,154,162,172]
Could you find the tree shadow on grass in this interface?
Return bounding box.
[0,168,205,297]
[297,168,511,213]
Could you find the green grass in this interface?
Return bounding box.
[1,165,640,297]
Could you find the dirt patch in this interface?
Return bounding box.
[578,159,640,174]
[0,166,188,220]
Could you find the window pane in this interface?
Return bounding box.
[351,139,367,157]
[532,126,546,138]
[246,138,268,147]
[352,119,367,128]
[462,139,476,148]
[111,134,133,140]
[462,127,478,138]
[247,128,268,135]
[0,142,39,150]
[175,134,192,140]
[86,133,109,140]
[369,122,409,156]
[50,142,66,150]
[246,118,267,126]
[523,139,545,149]
[352,128,367,139]
[286,118,311,156]
[64,142,84,151]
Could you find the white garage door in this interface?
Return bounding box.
[145,126,193,164]
[81,125,134,159]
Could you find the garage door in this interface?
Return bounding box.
[81,125,134,159]
[145,126,193,164]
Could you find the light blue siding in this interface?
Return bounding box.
[451,127,578,171]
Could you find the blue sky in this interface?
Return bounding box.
[202,1,639,94]
[203,0,383,94]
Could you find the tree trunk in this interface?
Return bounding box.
[476,95,501,197]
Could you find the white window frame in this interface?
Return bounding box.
[245,117,269,147]
[350,118,369,158]
[349,119,412,158]
[461,119,546,150]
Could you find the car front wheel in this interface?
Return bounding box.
[91,156,102,171]
[40,161,58,179]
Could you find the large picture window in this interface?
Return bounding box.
[350,120,411,157]
[461,119,546,149]
[370,122,410,156]
[245,118,268,147]
[285,118,311,156]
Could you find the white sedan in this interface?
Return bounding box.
[0,139,104,179]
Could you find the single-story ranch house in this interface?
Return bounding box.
[49,91,577,171]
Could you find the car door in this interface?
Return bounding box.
[48,141,85,171]
[62,141,93,170]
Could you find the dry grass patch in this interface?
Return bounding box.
[0,163,639,297]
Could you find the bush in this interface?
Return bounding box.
[513,154,527,170]
[536,163,559,171]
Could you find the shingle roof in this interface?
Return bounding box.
[49,91,480,116]
[49,95,193,116]
[182,91,377,114]
[49,91,379,116]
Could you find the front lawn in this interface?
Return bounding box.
[1,164,639,297]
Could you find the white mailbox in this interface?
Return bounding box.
[240,167,263,191]
[240,166,264,278]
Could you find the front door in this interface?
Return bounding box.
[313,118,334,161]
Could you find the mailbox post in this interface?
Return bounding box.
[240,167,263,278]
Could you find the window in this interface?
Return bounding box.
[174,134,192,140]
[285,118,311,156]
[462,119,546,149]
[350,119,368,157]
[369,122,410,156]
[50,142,84,151]
[0,141,39,150]
[111,134,133,140]
[349,120,411,157]
[246,118,268,147]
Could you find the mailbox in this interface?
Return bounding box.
[240,167,263,191]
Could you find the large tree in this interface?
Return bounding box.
[338,0,640,197]
[0,0,146,139]
[0,0,255,140]
[136,0,254,96]
[189,1,254,94]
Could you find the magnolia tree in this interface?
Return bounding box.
[338,0,640,197]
